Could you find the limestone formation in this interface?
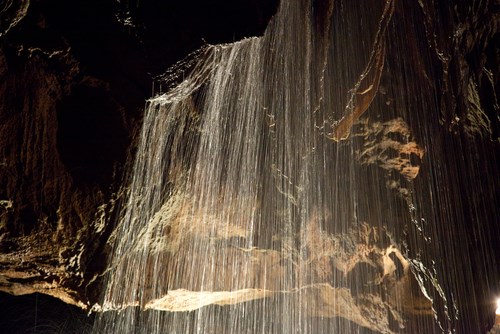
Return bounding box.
[0,0,498,333]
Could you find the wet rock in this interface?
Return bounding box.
[0,0,498,333]
[354,117,424,181]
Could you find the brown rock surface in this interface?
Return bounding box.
[0,0,498,333]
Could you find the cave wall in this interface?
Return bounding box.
[388,2,500,331]
[0,0,498,331]
[0,0,278,307]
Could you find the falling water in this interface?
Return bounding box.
[93,0,500,333]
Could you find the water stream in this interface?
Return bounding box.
[93,0,500,333]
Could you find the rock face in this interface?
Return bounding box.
[0,0,278,308]
[0,0,499,333]
[112,220,433,333]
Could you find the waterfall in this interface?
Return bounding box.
[93,0,500,333]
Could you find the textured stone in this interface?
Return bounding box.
[0,0,498,332]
